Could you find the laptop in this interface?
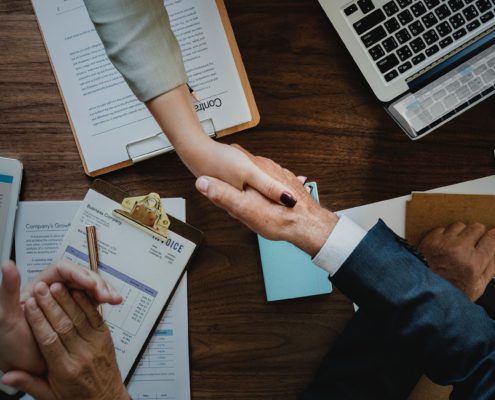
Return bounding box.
[319,0,495,139]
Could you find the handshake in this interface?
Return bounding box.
[1,146,494,399]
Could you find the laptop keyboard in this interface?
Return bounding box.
[388,43,495,137]
[345,0,495,83]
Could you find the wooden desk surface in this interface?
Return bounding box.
[0,1,494,398]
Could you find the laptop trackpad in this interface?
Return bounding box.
[387,44,495,139]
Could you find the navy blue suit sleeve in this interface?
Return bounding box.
[329,220,495,399]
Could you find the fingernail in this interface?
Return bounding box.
[27,298,38,311]
[196,177,209,194]
[280,192,297,208]
[36,283,49,297]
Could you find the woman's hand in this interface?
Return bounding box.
[189,141,299,207]
[146,85,298,207]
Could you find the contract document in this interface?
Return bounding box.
[31,0,256,176]
[15,199,193,399]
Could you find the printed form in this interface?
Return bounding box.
[31,0,251,173]
[15,199,191,399]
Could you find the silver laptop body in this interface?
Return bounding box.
[319,0,495,139]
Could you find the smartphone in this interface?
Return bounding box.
[0,157,22,262]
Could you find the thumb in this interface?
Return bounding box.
[196,176,246,216]
[2,370,53,400]
[0,261,21,308]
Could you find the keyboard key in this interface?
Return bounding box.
[435,5,452,20]
[448,0,465,11]
[396,28,412,43]
[439,36,454,47]
[358,0,375,13]
[398,9,414,24]
[463,5,480,20]
[412,53,426,64]
[425,44,440,55]
[377,53,400,72]
[411,2,428,17]
[383,1,399,16]
[467,19,481,30]
[397,44,413,60]
[410,37,427,52]
[398,61,413,72]
[425,0,441,7]
[397,0,413,7]
[481,11,494,22]
[422,12,439,28]
[476,0,492,12]
[385,17,401,33]
[354,9,386,34]
[453,27,468,38]
[437,21,453,36]
[382,37,399,52]
[361,25,388,47]
[384,69,399,81]
[409,20,426,35]
[424,29,440,44]
[344,4,359,16]
[450,13,466,28]
[369,44,385,60]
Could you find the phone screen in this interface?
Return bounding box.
[0,174,14,260]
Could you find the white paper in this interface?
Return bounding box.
[14,198,191,399]
[31,0,251,173]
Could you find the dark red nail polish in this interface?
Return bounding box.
[280,192,297,208]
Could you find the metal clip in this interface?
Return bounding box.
[113,193,170,239]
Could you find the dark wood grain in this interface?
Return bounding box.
[0,1,494,399]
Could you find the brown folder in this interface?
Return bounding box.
[405,192,495,400]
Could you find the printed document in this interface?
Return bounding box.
[15,199,191,399]
[31,0,252,174]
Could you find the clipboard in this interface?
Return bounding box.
[32,0,260,177]
[58,180,203,383]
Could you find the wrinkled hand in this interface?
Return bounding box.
[0,260,122,374]
[195,146,338,257]
[418,222,495,301]
[2,283,128,400]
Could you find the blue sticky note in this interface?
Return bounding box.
[257,182,332,302]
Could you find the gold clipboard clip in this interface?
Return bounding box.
[112,193,170,239]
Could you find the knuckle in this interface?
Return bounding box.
[40,331,59,347]
[208,184,224,204]
[450,221,466,230]
[55,320,74,335]
[471,222,487,232]
[72,311,88,328]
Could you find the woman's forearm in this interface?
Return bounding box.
[146,84,215,177]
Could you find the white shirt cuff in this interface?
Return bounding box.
[0,371,17,395]
[312,215,367,276]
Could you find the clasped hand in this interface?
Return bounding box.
[0,260,127,400]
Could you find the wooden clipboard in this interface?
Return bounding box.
[34,0,260,177]
[91,180,203,383]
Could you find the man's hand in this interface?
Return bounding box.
[0,260,122,374]
[418,222,495,301]
[195,146,338,257]
[1,283,128,400]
